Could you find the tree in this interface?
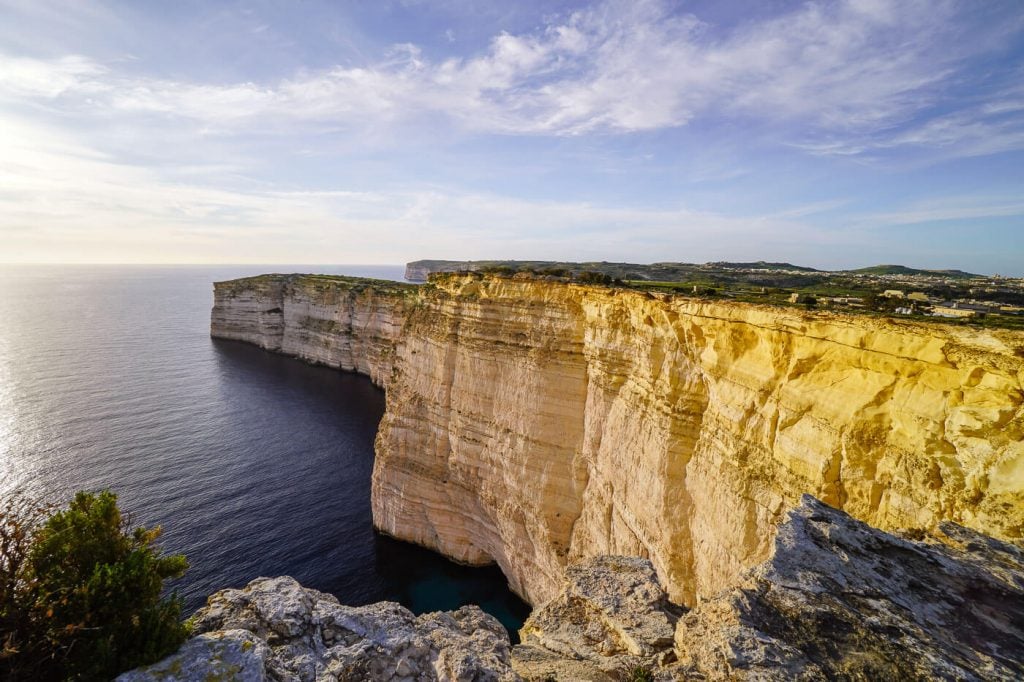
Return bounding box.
[1,490,189,681]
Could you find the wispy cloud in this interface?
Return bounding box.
[1,0,1022,271]
[0,113,828,263]
[860,197,1024,226]
[2,0,1019,149]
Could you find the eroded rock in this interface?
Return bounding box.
[116,576,519,682]
[671,495,1024,681]
[120,496,1024,681]
[514,556,680,680]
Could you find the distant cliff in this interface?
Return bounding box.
[212,272,1024,607]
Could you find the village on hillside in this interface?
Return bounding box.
[408,260,1024,329]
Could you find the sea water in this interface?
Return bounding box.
[0,265,529,636]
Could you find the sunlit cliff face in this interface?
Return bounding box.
[213,274,1024,606]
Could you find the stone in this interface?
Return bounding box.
[514,556,681,680]
[116,630,271,682]
[670,495,1024,680]
[120,499,1024,681]
[118,576,519,682]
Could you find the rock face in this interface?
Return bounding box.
[116,576,518,682]
[211,273,1024,607]
[670,495,1024,680]
[404,261,471,282]
[212,275,415,386]
[513,556,681,681]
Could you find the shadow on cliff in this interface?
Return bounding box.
[207,338,530,640]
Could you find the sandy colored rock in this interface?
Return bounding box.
[212,273,1024,607]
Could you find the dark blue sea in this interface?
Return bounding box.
[0,264,529,637]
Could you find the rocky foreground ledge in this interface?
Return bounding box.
[119,496,1023,681]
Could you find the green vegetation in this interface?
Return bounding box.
[625,664,655,682]
[1,491,189,681]
[847,264,981,279]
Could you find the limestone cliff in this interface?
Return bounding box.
[212,273,1024,607]
[212,274,416,386]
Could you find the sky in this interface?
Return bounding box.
[1,0,1023,274]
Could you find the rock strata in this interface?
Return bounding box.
[116,576,518,682]
[212,273,1024,607]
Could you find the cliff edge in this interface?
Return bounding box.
[212,273,1024,607]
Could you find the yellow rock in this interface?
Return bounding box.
[212,274,1024,607]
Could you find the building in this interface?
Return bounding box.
[882,290,906,299]
[932,302,988,318]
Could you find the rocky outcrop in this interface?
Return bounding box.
[121,498,1024,681]
[669,495,1024,680]
[510,497,1024,681]
[513,556,680,681]
[212,273,1024,608]
[116,576,518,682]
[404,261,473,282]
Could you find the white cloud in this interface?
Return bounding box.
[1,0,1017,147]
[0,113,829,264]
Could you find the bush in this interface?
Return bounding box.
[0,490,189,680]
[1,495,55,674]
[625,664,655,681]
[576,271,613,285]
[797,294,818,308]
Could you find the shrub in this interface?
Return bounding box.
[0,490,189,680]
[625,664,655,681]
[1,494,55,674]
[798,294,818,308]
[576,271,613,285]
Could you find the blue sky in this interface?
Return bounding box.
[1,0,1023,274]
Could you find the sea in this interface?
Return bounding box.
[0,264,529,637]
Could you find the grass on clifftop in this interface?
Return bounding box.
[215,273,420,296]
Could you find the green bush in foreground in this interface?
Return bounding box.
[1,490,189,680]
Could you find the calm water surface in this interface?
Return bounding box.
[0,265,529,635]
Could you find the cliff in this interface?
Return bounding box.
[666,495,1024,680]
[212,274,416,386]
[211,273,1024,607]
